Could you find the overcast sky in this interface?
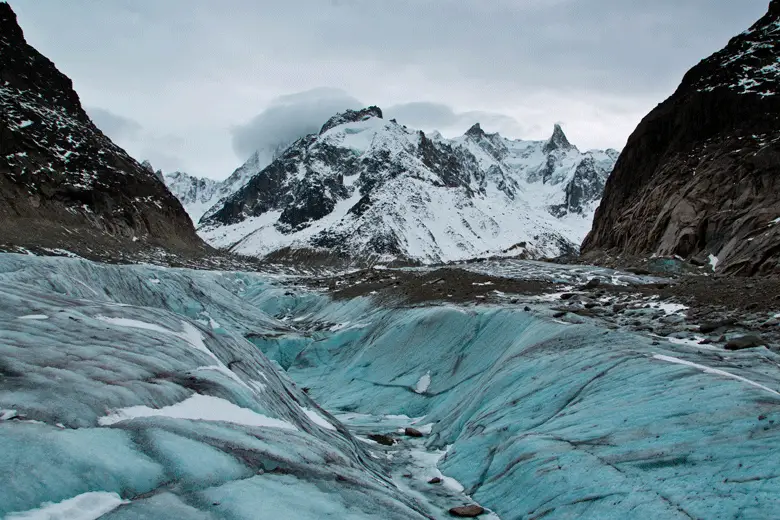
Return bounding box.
[8,0,770,179]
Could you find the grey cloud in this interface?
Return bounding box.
[139,149,187,175]
[230,88,362,160]
[86,106,189,175]
[232,94,535,161]
[87,107,142,141]
[206,0,768,96]
[12,0,771,178]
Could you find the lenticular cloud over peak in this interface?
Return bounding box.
[230,88,363,160]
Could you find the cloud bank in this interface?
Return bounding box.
[230,88,362,160]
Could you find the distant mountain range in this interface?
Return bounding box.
[167,107,618,264]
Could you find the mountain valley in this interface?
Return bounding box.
[1,1,780,519]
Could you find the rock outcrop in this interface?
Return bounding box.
[583,1,780,276]
[0,2,208,259]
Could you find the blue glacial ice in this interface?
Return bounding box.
[1,253,780,519]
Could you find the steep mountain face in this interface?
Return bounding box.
[164,147,287,224]
[197,108,617,264]
[0,2,207,258]
[583,1,780,276]
[163,170,221,222]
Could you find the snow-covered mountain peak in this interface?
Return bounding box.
[319,106,383,135]
[185,105,618,265]
[464,122,486,139]
[544,123,577,153]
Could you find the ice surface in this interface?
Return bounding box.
[708,254,719,271]
[3,253,780,519]
[0,254,427,519]
[279,289,780,518]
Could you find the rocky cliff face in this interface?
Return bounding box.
[0,2,207,259]
[196,107,617,264]
[583,1,780,276]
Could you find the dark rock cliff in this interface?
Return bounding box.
[583,1,780,276]
[0,2,208,259]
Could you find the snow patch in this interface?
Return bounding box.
[98,393,299,430]
[300,406,337,431]
[96,316,220,364]
[650,302,689,315]
[5,491,128,520]
[415,371,432,394]
[709,254,719,271]
[653,354,779,396]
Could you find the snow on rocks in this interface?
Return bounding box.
[192,108,617,264]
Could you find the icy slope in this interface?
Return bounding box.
[252,280,780,518]
[4,253,779,518]
[0,255,426,519]
[196,108,617,264]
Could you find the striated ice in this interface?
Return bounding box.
[2,253,780,518]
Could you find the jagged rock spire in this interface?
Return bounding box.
[543,124,574,153]
[465,123,485,139]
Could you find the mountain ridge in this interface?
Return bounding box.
[167,107,618,265]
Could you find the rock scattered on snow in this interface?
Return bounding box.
[449,504,486,517]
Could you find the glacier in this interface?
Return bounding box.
[1,253,780,519]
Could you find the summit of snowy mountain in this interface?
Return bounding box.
[464,122,486,139]
[187,106,617,265]
[319,106,383,134]
[163,170,221,222]
[164,141,302,224]
[543,123,576,154]
[688,0,780,96]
